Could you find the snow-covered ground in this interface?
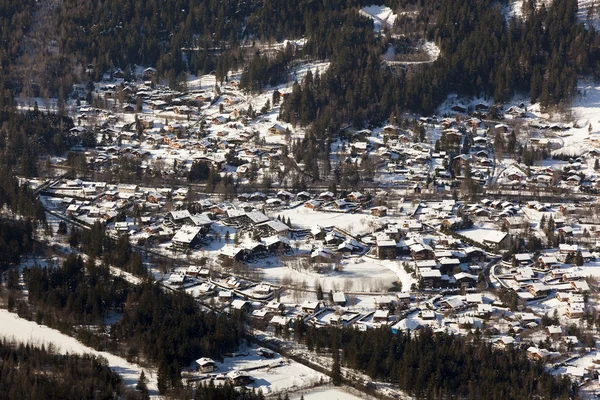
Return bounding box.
[422,40,440,61]
[292,386,368,400]
[207,346,326,395]
[273,207,379,236]
[0,309,158,396]
[554,80,600,157]
[360,5,397,32]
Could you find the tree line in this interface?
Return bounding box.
[0,339,126,400]
[293,324,574,399]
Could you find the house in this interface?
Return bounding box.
[419,268,442,288]
[503,216,528,230]
[311,248,334,264]
[269,315,291,328]
[231,299,252,313]
[263,235,292,254]
[377,238,397,260]
[268,124,287,135]
[347,191,366,203]
[527,282,550,297]
[254,220,289,238]
[219,245,244,262]
[396,292,411,306]
[171,226,202,249]
[228,370,254,386]
[546,325,562,340]
[373,309,390,323]
[527,347,559,361]
[195,357,216,373]
[333,291,347,306]
[410,243,434,260]
[514,253,532,265]
[538,256,559,269]
[301,300,321,314]
[168,209,193,226]
[305,200,321,209]
[571,280,590,293]
[371,206,388,217]
[494,336,515,350]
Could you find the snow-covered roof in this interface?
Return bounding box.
[172,225,201,244]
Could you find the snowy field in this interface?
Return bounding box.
[272,207,380,236]
[0,309,158,396]
[207,347,326,395]
[291,386,368,400]
[255,255,412,294]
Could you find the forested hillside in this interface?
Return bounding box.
[20,254,242,394]
[296,325,575,399]
[0,340,126,399]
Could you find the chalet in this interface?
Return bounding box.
[195,357,216,373]
[228,371,254,386]
[269,315,291,328]
[167,210,192,226]
[410,243,434,260]
[227,211,269,229]
[318,191,335,201]
[218,290,234,302]
[297,191,312,201]
[304,200,321,209]
[254,220,289,237]
[268,124,287,135]
[567,303,585,318]
[263,235,291,254]
[419,268,442,288]
[231,299,252,312]
[494,336,515,350]
[373,309,390,323]
[311,248,334,264]
[559,244,578,254]
[265,300,286,315]
[219,245,244,262]
[527,282,551,297]
[382,125,398,137]
[244,241,267,259]
[455,272,478,288]
[376,238,397,260]
[171,226,202,249]
[571,280,590,293]
[514,253,532,265]
[333,291,348,306]
[301,300,321,314]
[527,347,558,362]
[168,273,186,286]
[538,256,559,269]
[438,257,460,274]
[396,292,411,306]
[347,191,366,203]
[311,226,326,241]
[464,247,486,264]
[142,67,156,79]
[503,216,528,230]
[189,214,213,232]
[546,325,562,340]
[325,231,345,246]
[371,206,388,217]
[212,116,227,125]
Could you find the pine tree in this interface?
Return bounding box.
[316,284,323,300]
[332,344,342,386]
[136,371,149,399]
